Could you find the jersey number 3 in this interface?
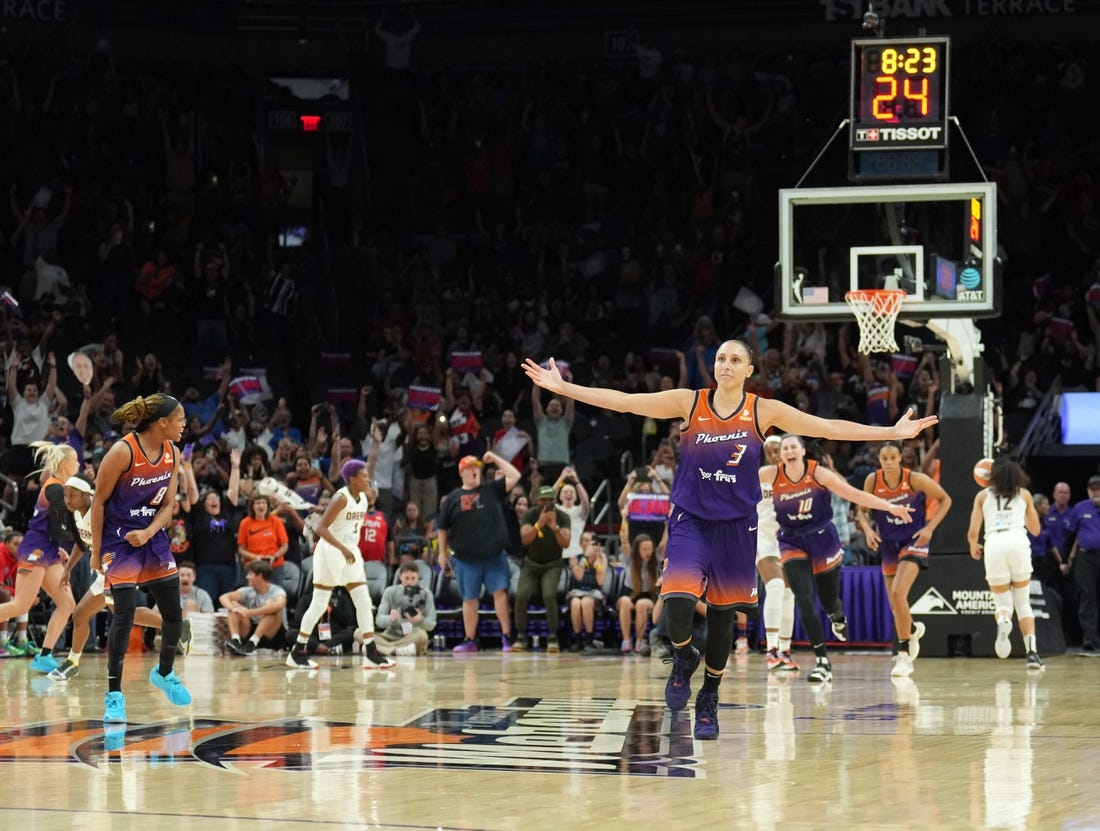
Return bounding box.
[725,443,748,467]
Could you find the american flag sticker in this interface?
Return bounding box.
[802,287,830,304]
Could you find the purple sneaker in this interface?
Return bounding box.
[665,646,700,711]
[693,690,720,740]
[453,639,479,654]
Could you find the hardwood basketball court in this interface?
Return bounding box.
[1,648,1095,830]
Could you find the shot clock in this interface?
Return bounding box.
[848,36,950,181]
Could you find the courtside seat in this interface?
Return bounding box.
[363,560,389,606]
[391,559,433,588]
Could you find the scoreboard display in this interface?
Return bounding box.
[849,37,950,181]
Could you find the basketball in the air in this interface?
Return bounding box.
[973,458,994,487]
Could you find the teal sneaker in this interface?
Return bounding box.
[103,723,127,751]
[30,652,60,673]
[103,691,127,723]
[149,667,192,706]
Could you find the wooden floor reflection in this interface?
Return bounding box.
[1,647,1097,830]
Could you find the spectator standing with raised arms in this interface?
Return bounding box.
[531,382,573,484]
[437,451,523,653]
[524,342,937,740]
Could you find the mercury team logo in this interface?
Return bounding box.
[0,698,760,777]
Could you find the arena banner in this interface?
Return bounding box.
[907,555,1059,657]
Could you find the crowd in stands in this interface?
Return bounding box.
[0,18,1098,654]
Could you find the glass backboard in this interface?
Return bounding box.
[776,182,998,321]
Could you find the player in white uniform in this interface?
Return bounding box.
[287,458,396,670]
[758,435,798,671]
[967,457,1044,670]
[50,476,171,681]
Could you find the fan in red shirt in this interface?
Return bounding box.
[358,484,393,565]
[0,532,31,655]
[0,533,19,595]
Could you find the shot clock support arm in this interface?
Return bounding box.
[793,118,849,190]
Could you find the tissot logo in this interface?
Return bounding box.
[0,698,761,777]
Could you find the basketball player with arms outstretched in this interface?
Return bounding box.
[763,434,914,684]
[524,341,937,739]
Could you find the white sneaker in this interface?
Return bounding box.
[830,616,849,643]
[807,659,833,684]
[734,637,749,655]
[995,616,1012,659]
[395,644,417,657]
[909,621,925,660]
[891,653,913,677]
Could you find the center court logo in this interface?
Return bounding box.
[0,698,762,777]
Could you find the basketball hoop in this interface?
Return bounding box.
[845,289,907,354]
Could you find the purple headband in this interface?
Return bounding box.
[341,458,368,484]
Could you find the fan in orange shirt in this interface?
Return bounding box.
[237,495,290,588]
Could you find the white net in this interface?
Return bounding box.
[844,290,906,354]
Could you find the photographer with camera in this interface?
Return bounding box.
[512,485,572,653]
[373,560,436,655]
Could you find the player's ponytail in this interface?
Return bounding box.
[111,393,180,432]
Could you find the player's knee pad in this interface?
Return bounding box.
[348,584,372,607]
[348,585,375,632]
[663,596,697,642]
[763,579,784,629]
[1011,585,1034,621]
